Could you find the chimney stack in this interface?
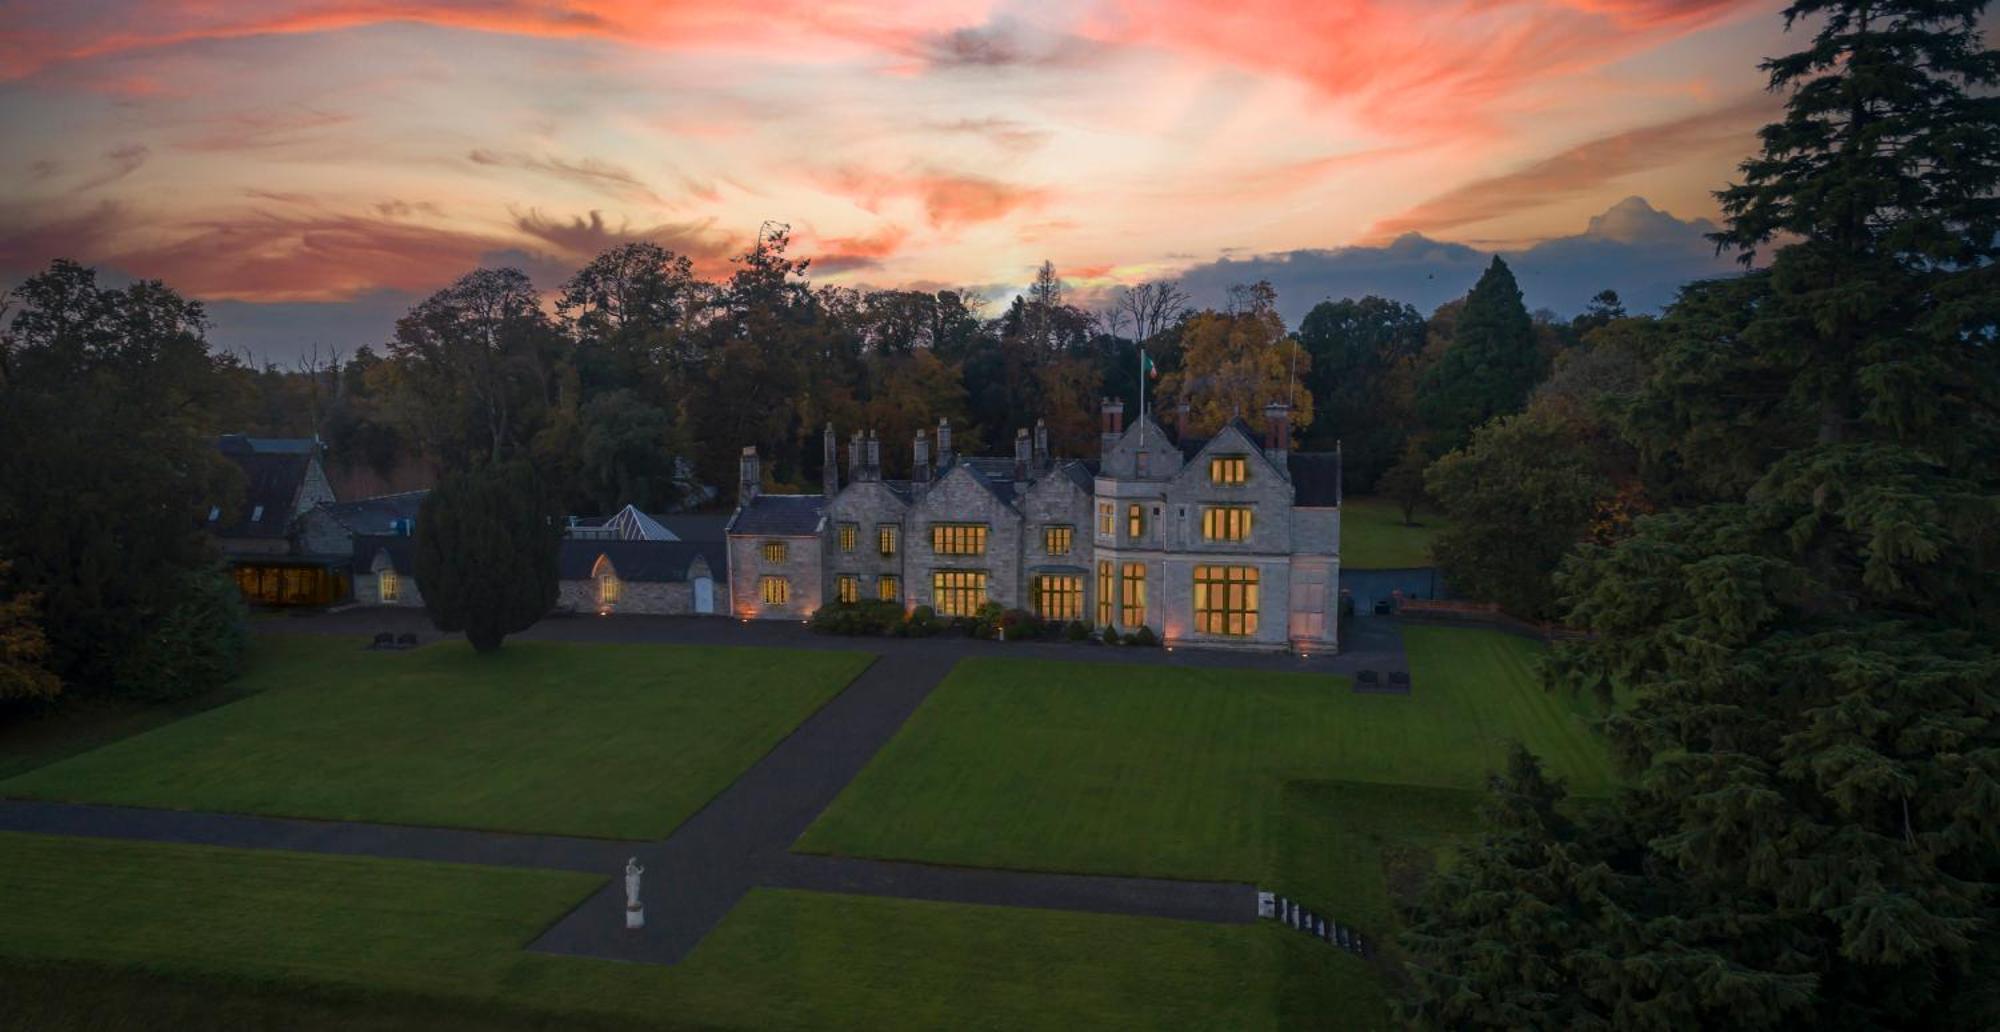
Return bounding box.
[936,417,953,467]
[1099,397,1125,458]
[913,428,931,483]
[822,423,839,496]
[1033,418,1049,470]
[849,431,865,482]
[738,446,761,506]
[1014,428,1031,481]
[1175,399,1191,442]
[1263,400,1292,467]
[865,430,880,478]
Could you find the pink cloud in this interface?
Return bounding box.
[826,168,1051,231]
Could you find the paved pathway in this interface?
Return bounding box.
[5,616,1366,963]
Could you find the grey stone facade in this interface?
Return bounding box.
[725,406,1341,652]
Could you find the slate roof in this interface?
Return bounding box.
[352,533,416,574]
[213,437,316,539]
[319,490,427,536]
[1288,451,1344,507]
[1056,460,1096,493]
[728,494,825,536]
[653,513,731,542]
[559,540,726,583]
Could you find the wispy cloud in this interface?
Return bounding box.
[469,149,665,206]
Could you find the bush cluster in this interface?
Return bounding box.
[808,599,906,636]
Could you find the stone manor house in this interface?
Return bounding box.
[728,398,1343,652]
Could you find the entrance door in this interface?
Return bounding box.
[694,576,715,614]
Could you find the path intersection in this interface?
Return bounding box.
[0,614,1411,964]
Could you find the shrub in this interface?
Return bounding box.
[414,462,562,652]
[115,567,249,701]
[1065,620,1091,642]
[903,604,943,638]
[970,601,1006,640]
[1129,624,1160,647]
[1101,627,1122,646]
[996,608,1039,641]
[809,600,904,636]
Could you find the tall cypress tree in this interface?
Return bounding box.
[1418,257,1541,450]
[1402,4,2000,1027]
[414,463,562,653]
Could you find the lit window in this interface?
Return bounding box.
[878,575,901,602]
[838,523,857,553]
[1034,575,1083,621]
[1194,565,1260,636]
[1121,563,1147,627]
[1098,502,1114,535]
[1210,456,1248,485]
[598,574,622,607]
[931,523,988,555]
[878,524,898,557]
[760,576,790,606]
[1097,560,1113,626]
[1044,525,1073,556]
[762,541,787,563]
[836,574,858,604]
[1202,506,1254,542]
[931,570,987,616]
[1127,503,1145,539]
[379,569,400,603]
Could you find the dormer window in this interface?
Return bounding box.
[1210,456,1248,485]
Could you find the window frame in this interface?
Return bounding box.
[1201,505,1255,542]
[1120,562,1147,628]
[759,575,790,606]
[930,522,989,556]
[1098,502,1114,535]
[838,522,858,553]
[1033,575,1084,621]
[835,573,859,604]
[1096,560,1112,626]
[761,540,787,563]
[379,569,400,603]
[1127,503,1145,540]
[877,523,898,557]
[931,569,988,616]
[1193,564,1260,636]
[1209,455,1249,486]
[1043,524,1073,556]
[877,574,901,602]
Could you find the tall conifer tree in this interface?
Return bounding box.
[1418,257,1540,450]
[414,463,562,653]
[1402,4,2000,1027]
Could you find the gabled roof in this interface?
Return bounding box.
[319,490,427,536]
[1287,452,1343,507]
[213,441,316,539]
[654,513,731,542]
[937,457,1022,509]
[560,540,725,583]
[604,505,677,541]
[1056,460,1096,494]
[727,494,825,536]
[352,533,415,574]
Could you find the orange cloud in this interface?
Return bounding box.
[1367,96,1774,239]
[827,168,1051,231]
[808,225,911,273]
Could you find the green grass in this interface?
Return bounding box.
[0,833,1378,1030]
[0,636,872,839]
[1341,496,1449,569]
[798,626,1610,883]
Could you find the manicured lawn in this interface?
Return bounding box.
[797,626,1611,883]
[0,636,872,839]
[1340,496,1449,569]
[0,833,1379,1030]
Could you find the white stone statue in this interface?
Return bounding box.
[624,857,645,929]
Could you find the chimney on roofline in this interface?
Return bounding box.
[1099,397,1125,459]
[849,431,864,482]
[936,417,953,467]
[1175,399,1191,442]
[1033,418,1049,470]
[1263,400,1292,467]
[1014,428,1031,481]
[738,446,760,506]
[865,429,881,480]
[913,428,931,483]
[822,423,839,496]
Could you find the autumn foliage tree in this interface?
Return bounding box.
[1158,282,1312,437]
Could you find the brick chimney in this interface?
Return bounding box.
[1263,400,1292,467]
[849,431,865,482]
[913,428,931,483]
[936,417,953,467]
[822,423,839,496]
[1033,418,1049,470]
[865,429,880,478]
[1014,427,1031,481]
[1100,397,1125,458]
[738,446,760,506]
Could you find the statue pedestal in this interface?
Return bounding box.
[626,904,645,930]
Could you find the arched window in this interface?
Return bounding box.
[592,555,622,610]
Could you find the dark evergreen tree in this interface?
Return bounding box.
[1406,3,2000,1027]
[1296,295,1426,490]
[1417,257,1541,450]
[414,463,562,653]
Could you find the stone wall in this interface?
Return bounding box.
[729,533,822,619]
[908,466,1024,612]
[297,507,357,556]
[559,578,694,616]
[823,480,909,605]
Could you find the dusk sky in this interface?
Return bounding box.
[0,1,1805,361]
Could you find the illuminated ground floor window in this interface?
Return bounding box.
[878,574,901,601]
[836,574,858,603]
[1121,562,1147,627]
[1193,565,1260,636]
[760,575,790,606]
[932,570,987,616]
[1033,575,1083,621]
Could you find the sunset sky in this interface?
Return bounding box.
[0,1,1804,358]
